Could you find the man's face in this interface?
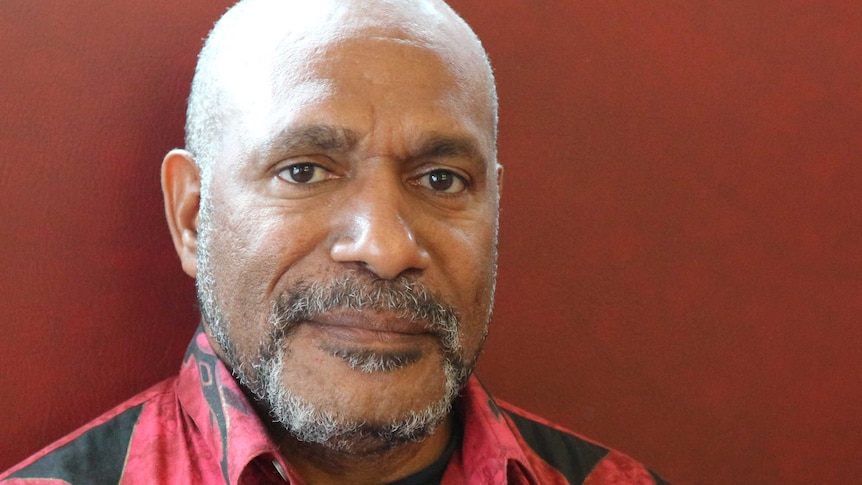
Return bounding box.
[196,34,499,451]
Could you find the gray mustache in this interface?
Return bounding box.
[269,275,462,351]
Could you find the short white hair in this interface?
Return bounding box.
[184,0,498,184]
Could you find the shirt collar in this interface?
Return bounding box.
[455,376,540,484]
[175,325,287,484]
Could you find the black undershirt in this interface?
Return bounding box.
[384,420,462,485]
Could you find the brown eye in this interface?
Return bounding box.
[278,163,327,184]
[420,169,466,193]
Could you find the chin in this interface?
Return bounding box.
[258,347,468,454]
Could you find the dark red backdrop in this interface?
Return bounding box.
[2,2,860,483]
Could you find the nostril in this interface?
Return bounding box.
[330,218,430,280]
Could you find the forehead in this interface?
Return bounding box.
[207,0,491,111]
[216,31,495,162]
[287,35,469,110]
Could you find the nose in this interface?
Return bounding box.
[330,178,431,280]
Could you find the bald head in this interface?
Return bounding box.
[185,0,497,181]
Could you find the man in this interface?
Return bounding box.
[2,0,666,483]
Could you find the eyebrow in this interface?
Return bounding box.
[273,124,359,154]
[413,133,487,169]
[270,125,487,169]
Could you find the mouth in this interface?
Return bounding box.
[302,311,440,372]
[308,309,438,338]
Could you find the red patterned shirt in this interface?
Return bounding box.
[1,327,667,484]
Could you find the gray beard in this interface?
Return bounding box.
[199,276,473,453]
[253,277,470,451]
[196,206,478,452]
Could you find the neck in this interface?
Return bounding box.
[276,415,453,485]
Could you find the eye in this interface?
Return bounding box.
[418,169,467,194]
[277,163,329,184]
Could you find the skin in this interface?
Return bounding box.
[162,1,501,483]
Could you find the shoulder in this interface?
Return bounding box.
[497,400,670,485]
[0,378,177,484]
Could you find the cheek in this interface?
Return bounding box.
[215,201,323,274]
[206,203,329,341]
[430,216,497,347]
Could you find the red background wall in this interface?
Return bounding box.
[2,2,860,483]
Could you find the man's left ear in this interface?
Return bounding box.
[496,163,504,196]
[161,149,201,279]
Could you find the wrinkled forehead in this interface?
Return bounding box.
[202,0,496,135]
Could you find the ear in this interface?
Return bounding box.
[161,149,201,278]
[496,162,504,197]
